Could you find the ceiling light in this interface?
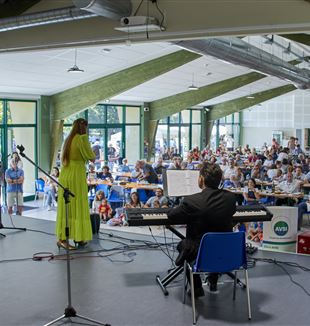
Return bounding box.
[188,84,199,91]
[188,73,199,91]
[67,49,84,73]
[246,95,255,99]
[283,42,291,54]
[101,48,111,53]
[264,35,274,44]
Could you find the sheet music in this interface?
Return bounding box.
[164,170,201,197]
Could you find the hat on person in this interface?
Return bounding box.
[131,188,138,194]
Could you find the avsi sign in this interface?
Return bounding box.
[273,221,289,236]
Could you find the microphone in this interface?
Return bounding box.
[17,144,25,157]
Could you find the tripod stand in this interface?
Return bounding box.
[16,145,109,326]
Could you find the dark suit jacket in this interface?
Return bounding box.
[168,187,237,264]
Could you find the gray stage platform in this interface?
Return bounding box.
[0,214,310,326]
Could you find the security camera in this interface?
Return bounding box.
[144,107,149,112]
[122,17,129,25]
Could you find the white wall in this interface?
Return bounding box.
[242,127,295,148]
[241,90,305,148]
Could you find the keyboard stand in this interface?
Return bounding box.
[155,225,246,295]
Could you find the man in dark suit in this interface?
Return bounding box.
[168,162,236,296]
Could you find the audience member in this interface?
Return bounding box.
[144,187,168,208]
[5,159,24,215]
[45,166,59,211]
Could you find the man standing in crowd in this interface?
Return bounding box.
[137,160,158,184]
[5,159,24,216]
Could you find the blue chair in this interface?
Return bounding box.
[34,179,47,206]
[108,185,125,210]
[95,184,109,198]
[183,232,251,324]
[136,189,149,204]
[223,180,235,188]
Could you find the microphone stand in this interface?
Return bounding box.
[0,159,26,237]
[16,145,109,326]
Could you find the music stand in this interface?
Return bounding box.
[16,145,109,326]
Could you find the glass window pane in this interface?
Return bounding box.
[107,127,122,171]
[233,124,240,148]
[192,110,201,123]
[126,106,140,123]
[180,126,190,158]
[169,126,179,154]
[0,100,3,124]
[226,114,232,123]
[7,127,35,195]
[107,105,123,124]
[63,126,71,141]
[155,125,168,159]
[88,105,106,124]
[7,101,36,124]
[64,111,85,124]
[170,113,180,124]
[192,125,201,150]
[126,126,140,164]
[88,128,105,169]
[234,112,240,123]
[180,110,190,123]
[159,117,168,123]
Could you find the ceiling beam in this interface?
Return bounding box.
[207,85,296,121]
[149,72,265,121]
[280,33,310,46]
[52,50,200,120]
[149,55,303,121]
[2,0,310,52]
[0,0,41,19]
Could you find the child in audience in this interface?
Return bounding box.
[92,190,105,215]
[99,198,112,222]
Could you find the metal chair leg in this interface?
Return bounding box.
[245,270,252,320]
[183,260,187,304]
[233,271,237,300]
[189,269,196,325]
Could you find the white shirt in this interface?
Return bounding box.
[263,159,273,168]
[278,179,300,193]
[277,152,289,162]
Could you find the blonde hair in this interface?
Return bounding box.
[61,118,88,167]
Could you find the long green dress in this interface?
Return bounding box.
[56,134,95,241]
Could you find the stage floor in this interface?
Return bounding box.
[1,213,310,326]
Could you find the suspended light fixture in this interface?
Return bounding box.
[67,49,84,73]
[188,73,199,90]
[246,85,255,99]
[264,34,274,45]
[283,42,291,54]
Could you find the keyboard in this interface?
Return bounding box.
[125,205,273,226]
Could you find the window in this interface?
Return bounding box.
[88,105,106,124]
[156,108,202,159]
[7,101,36,124]
[63,104,141,166]
[107,105,123,124]
[0,99,37,200]
[126,106,140,123]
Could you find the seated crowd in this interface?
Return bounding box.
[14,135,309,234]
[93,137,310,231]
